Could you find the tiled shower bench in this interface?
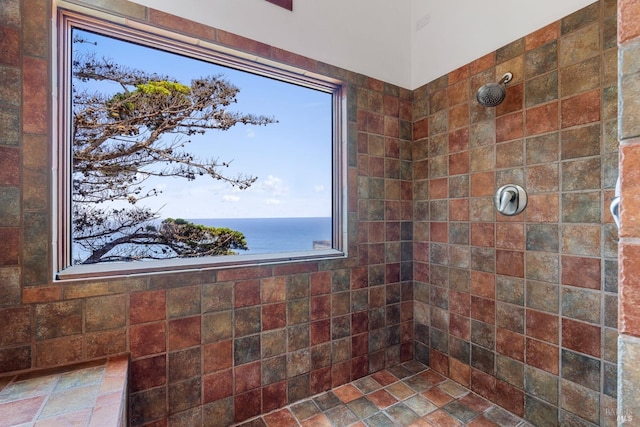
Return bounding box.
[0,355,128,426]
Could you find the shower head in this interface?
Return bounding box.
[476,72,513,107]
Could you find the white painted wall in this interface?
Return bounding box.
[130,0,413,88]
[132,0,595,89]
[411,0,596,88]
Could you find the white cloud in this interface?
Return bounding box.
[246,129,256,138]
[265,198,281,205]
[313,184,326,193]
[223,195,240,202]
[259,175,289,196]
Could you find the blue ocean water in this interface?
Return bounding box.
[189,217,332,254]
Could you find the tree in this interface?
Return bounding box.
[71,39,276,264]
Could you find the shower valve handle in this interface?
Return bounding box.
[495,184,527,216]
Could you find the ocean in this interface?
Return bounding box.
[189,217,332,254]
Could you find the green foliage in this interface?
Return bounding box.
[135,80,191,96]
[106,92,135,118]
[160,218,248,255]
[106,80,192,119]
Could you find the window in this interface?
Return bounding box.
[55,8,346,279]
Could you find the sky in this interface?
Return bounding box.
[73,28,333,219]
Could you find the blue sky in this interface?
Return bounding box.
[73,29,332,219]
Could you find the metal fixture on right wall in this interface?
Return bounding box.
[476,72,513,107]
[610,175,621,229]
[495,184,527,216]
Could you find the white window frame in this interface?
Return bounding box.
[53,5,347,280]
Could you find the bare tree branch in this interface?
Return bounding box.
[72,47,275,264]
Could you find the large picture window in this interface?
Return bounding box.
[55,9,346,279]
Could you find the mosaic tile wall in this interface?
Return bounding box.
[411,1,621,425]
[618,0,640,423]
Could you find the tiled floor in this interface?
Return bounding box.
[234,361,533,427]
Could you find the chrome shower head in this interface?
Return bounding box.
[476,72,513,107]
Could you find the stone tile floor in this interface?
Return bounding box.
[234,361,533,427]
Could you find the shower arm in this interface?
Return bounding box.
[499,72,513,85]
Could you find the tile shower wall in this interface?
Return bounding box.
[0,0,631,426]
[617,0,640,423]
[412,0,620,425]
[0,0,414,425]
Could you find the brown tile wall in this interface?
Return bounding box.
[412,1,621,425]
[1,0,635,425]
[618,0,640,423]
[0,1,413,425]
